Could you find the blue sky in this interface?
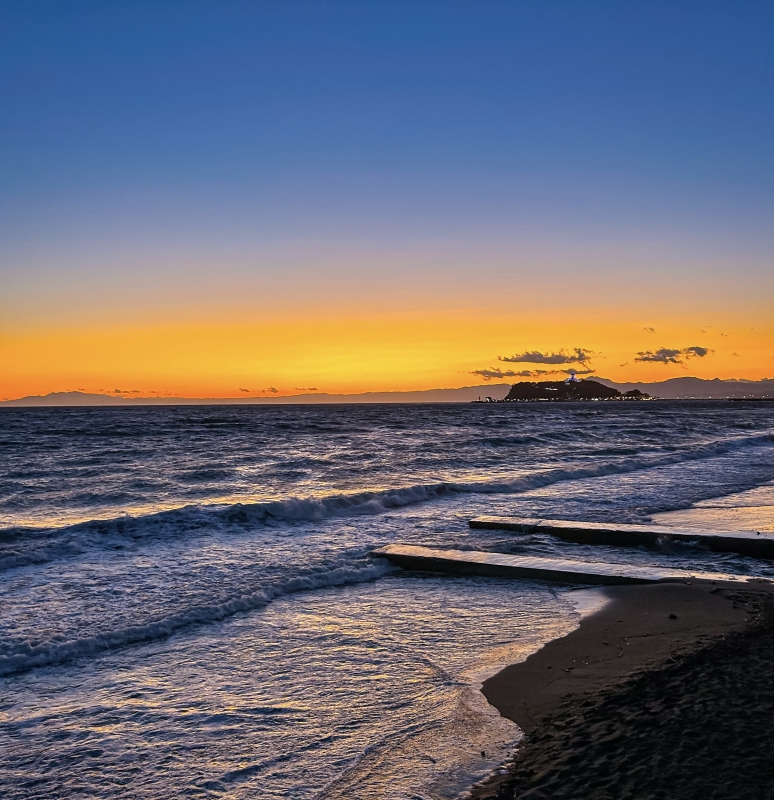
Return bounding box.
[3,1,772,239]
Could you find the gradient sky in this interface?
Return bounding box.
[2,0,773,398]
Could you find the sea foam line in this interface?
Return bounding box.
[0,560,394,677]
[3,430,774,572]
[99,429,774,526]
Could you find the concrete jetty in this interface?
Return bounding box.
[369,544,725,585]
[468,516,774,559]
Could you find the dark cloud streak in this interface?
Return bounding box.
[499,348,593,365]
[471,366,594,381]
[470,368,525,381]
[635,346,712,365]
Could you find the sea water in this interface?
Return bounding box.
[1,401,773,798]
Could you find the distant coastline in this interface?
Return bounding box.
[0,384,510,407]
[1,377,773,406]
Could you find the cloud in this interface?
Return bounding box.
[262,387,279,394]
[294,387,319,392]
[643,327,656,333]
[499,348,593,365]
[634,346,713,365]
[471,366,594,381]
[471,368,525,381]
[239,388,251,392]
[634,348,683,364]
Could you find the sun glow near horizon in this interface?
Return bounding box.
[2,306,772,400]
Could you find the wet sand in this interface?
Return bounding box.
[471,579,774,799]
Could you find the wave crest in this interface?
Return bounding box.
[0,559,393,676]
[3,430,773,572]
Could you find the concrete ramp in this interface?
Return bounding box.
[468,516,774,559]
[370,544,706,585]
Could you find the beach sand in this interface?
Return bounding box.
[471,579,774,799]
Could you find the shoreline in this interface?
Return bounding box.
[468,579,774,799]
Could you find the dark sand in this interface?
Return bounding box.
[473,579,774,800]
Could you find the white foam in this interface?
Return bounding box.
[565,587,611,618]
[0,560,394,676]
[4,430,774,573]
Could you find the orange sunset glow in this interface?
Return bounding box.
[2,306,771,400]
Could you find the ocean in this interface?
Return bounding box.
[2,401,774,799]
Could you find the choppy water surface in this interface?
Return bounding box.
[1,401,774,798]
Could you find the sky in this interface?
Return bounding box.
[1,0,773,399]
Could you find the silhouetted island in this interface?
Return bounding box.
[502,378,649,402]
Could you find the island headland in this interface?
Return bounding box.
[476,377,650,403]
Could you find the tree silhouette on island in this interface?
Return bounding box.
[504,377,649,402]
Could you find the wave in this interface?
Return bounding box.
[3,430,773,572]
[0,559,394,677]
[0,541,86,572]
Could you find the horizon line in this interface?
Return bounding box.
[3,376,773,406]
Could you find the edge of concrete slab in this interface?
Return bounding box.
[468,516,774,559]
[370,544,710,586]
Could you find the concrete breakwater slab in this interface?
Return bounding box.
[370,544,715,585]
[468,516,774,559]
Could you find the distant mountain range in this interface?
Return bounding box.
[593,377,774,399]
[2,378,772,406]
[0,385,513,406]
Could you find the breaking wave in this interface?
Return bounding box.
[0,559,394,676]
[2,430,773,573]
